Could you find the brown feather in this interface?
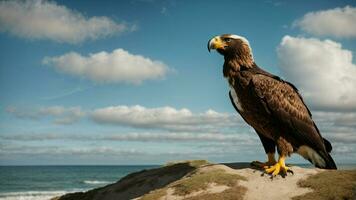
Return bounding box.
[217,34,336,169]
[250,74,325,152]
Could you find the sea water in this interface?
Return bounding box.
[0,165,158,200]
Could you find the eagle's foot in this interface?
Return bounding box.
[251,153,277,169]
[251,160,276,169]
[264,155,293,177]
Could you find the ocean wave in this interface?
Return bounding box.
[0,190,77,200]
[83,180,112,185]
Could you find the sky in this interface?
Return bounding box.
[0,0,356,165]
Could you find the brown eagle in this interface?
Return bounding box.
[208,34,337,176]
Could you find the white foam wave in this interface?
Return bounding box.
[83,180,112,185]
[0,190,80,200]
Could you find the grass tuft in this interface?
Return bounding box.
[172,169,245,196]
[292,170,356,200]
[139,189,167,200]
[165,160,209,168]
[185,186,246,200]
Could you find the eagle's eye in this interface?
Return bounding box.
[224,38,232,42]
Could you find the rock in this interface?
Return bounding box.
[53,160,356,200]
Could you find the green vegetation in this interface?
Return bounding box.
[165,160,209,168]
[139,189,167,200]
[172,169,246,196]
[293,170,356,200]
[185,186,247,200]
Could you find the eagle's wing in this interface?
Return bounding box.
[250,74,325,152]
[251,74,338,169]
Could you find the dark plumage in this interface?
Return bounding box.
[208,34,336,175]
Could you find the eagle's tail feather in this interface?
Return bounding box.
[298,145,337,169]
[323,138,333,153]
[316,151,337,169]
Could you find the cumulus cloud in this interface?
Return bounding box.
[0,132,257,144]
[294,6,356,38]
[277,35,356,111]
[103,132,256,143]
[0,0,131,43]
[5,104,243,132]
[43,49,170,84]
[4,110,356,144]
[6,105,85,124]
[3,108,356,163]
[91,105,241,132]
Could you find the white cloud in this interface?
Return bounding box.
[314,111,356,128]
[5,104,242,131]
[1,132,257,144]
[6,105,85,124]
[39,106,85,124]
[333,145,355,155]
[327,133,356,144]
[307,111,356,149]
[4,110,347,146]
[91,105,241,132]
[103,132,255,143]
[277,35,356,111]
[294,6,356,38]
[0,0,130,43]
[3,108,356,163]
[43,49,170,84]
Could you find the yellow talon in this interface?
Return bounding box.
[265,164,277,173]
[272,164,281,176]
[264,155,293,176]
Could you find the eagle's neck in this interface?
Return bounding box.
[223,55,255,79]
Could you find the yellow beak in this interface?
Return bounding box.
[208,36,225,52]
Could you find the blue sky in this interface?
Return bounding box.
[1,0,356,165]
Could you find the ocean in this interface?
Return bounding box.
[0,165,158,200]
[1,164,355,200]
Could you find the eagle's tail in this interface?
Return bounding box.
[318,137,337,169]
[298,144,337,169]
[316,150,337,169]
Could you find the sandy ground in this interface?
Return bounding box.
[138,163,322,200]
[236,166,321,200]
[196,164,321,200]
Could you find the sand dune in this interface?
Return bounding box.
[53,160,356,200]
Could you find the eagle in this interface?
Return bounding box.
[208,34,337,176]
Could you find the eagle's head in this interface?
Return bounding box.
[208,34,254,65]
